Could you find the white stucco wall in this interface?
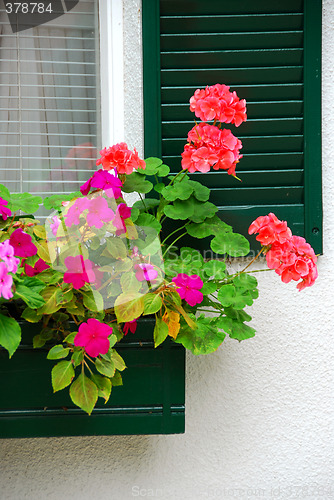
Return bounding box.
[1,1,333,499]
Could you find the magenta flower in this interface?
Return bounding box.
[64,197,89,228]
[0,197,11,221]
[80,169,123,199]
[25,258,50,277]
[86,197,115,229]
[63,255,96,289]
[9,228,37,258]
[135,263,158,282]
[50,215,61,236]
[113,203,132,235]
[172,273,204,307]
[0,262,13,299]
[0,240,20,273]
[123,319,137,336]
[74,318,112,358]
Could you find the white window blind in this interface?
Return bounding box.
[0,0,100,205]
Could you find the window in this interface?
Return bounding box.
[0,0,100,217]
[142,0,322,254]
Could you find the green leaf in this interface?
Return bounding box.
[110,350,126,371]
[69,373,98,415]
[188,200,218,223]
[211,231,250,257]
[187,215,232,239]
[111,371,123,386]
[114,292,144,322]
[43,192,81,210]
[71,349,84,367]
[9,192,42,214]
[82,290,104,312]
[138,157,163,175]
[51,360,75,392]
[91,373,112,402]
[132,198,160,213]
[217,284,255,310]
[157,164,170,177]
[200,281,217,295]
[21,307,43,323]
[174,315,225,355]
[135,213,162,233]
[217,317,256,341]
[164,198,195,220]
[161,180,194,201]
[223,307,252,323]
[143,293,163,315]
[38,286,63,314]
[64,332,77,344]
[0,183,10,201]
[20,276,45,294]
[153,317,169,348]
[66,299,85,317]
[14,284,45,309]
[33,334,47,348]
[188,180,210,201]
[233,273,258,292]
[95,357,116,378]
[106,237,128,259]
[47,344,70,360]
[122,172,153,194]
[120,272,142,294]
[203,260,226,279]
[0,314,21,358]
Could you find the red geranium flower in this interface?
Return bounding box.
[96,143,146,175]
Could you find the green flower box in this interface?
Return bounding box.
[0,317,185,438]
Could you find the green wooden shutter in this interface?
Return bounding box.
[142,0,322,254]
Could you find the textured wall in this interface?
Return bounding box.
[0,1,333,499]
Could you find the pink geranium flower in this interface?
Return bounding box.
[123,319,137,335]
[0,240,20,273]
[96,143,146,175]
[0,262,13,299]
[135,263,158,282]
[113,203,132,235]
[63,255,96,289]
[86,197,115,229]
[9,228,37,258]
[0,197,11,221]
[64,197,89,228]
[80,169,123,199]
[25,258,50,277]
[74,318,112,358]
[172,273,204,307]
[50,215,61,237]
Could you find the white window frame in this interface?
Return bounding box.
[99,0,125,148]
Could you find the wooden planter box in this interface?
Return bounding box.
[0,317,185,438]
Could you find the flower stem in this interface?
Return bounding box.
[161,222,189,246]
[162,231,187,257]
[232,247,265,279]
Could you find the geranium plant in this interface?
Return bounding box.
[0,84,318,414]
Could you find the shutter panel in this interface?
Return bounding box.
[142,0,322,253]
[0,0,99,217]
